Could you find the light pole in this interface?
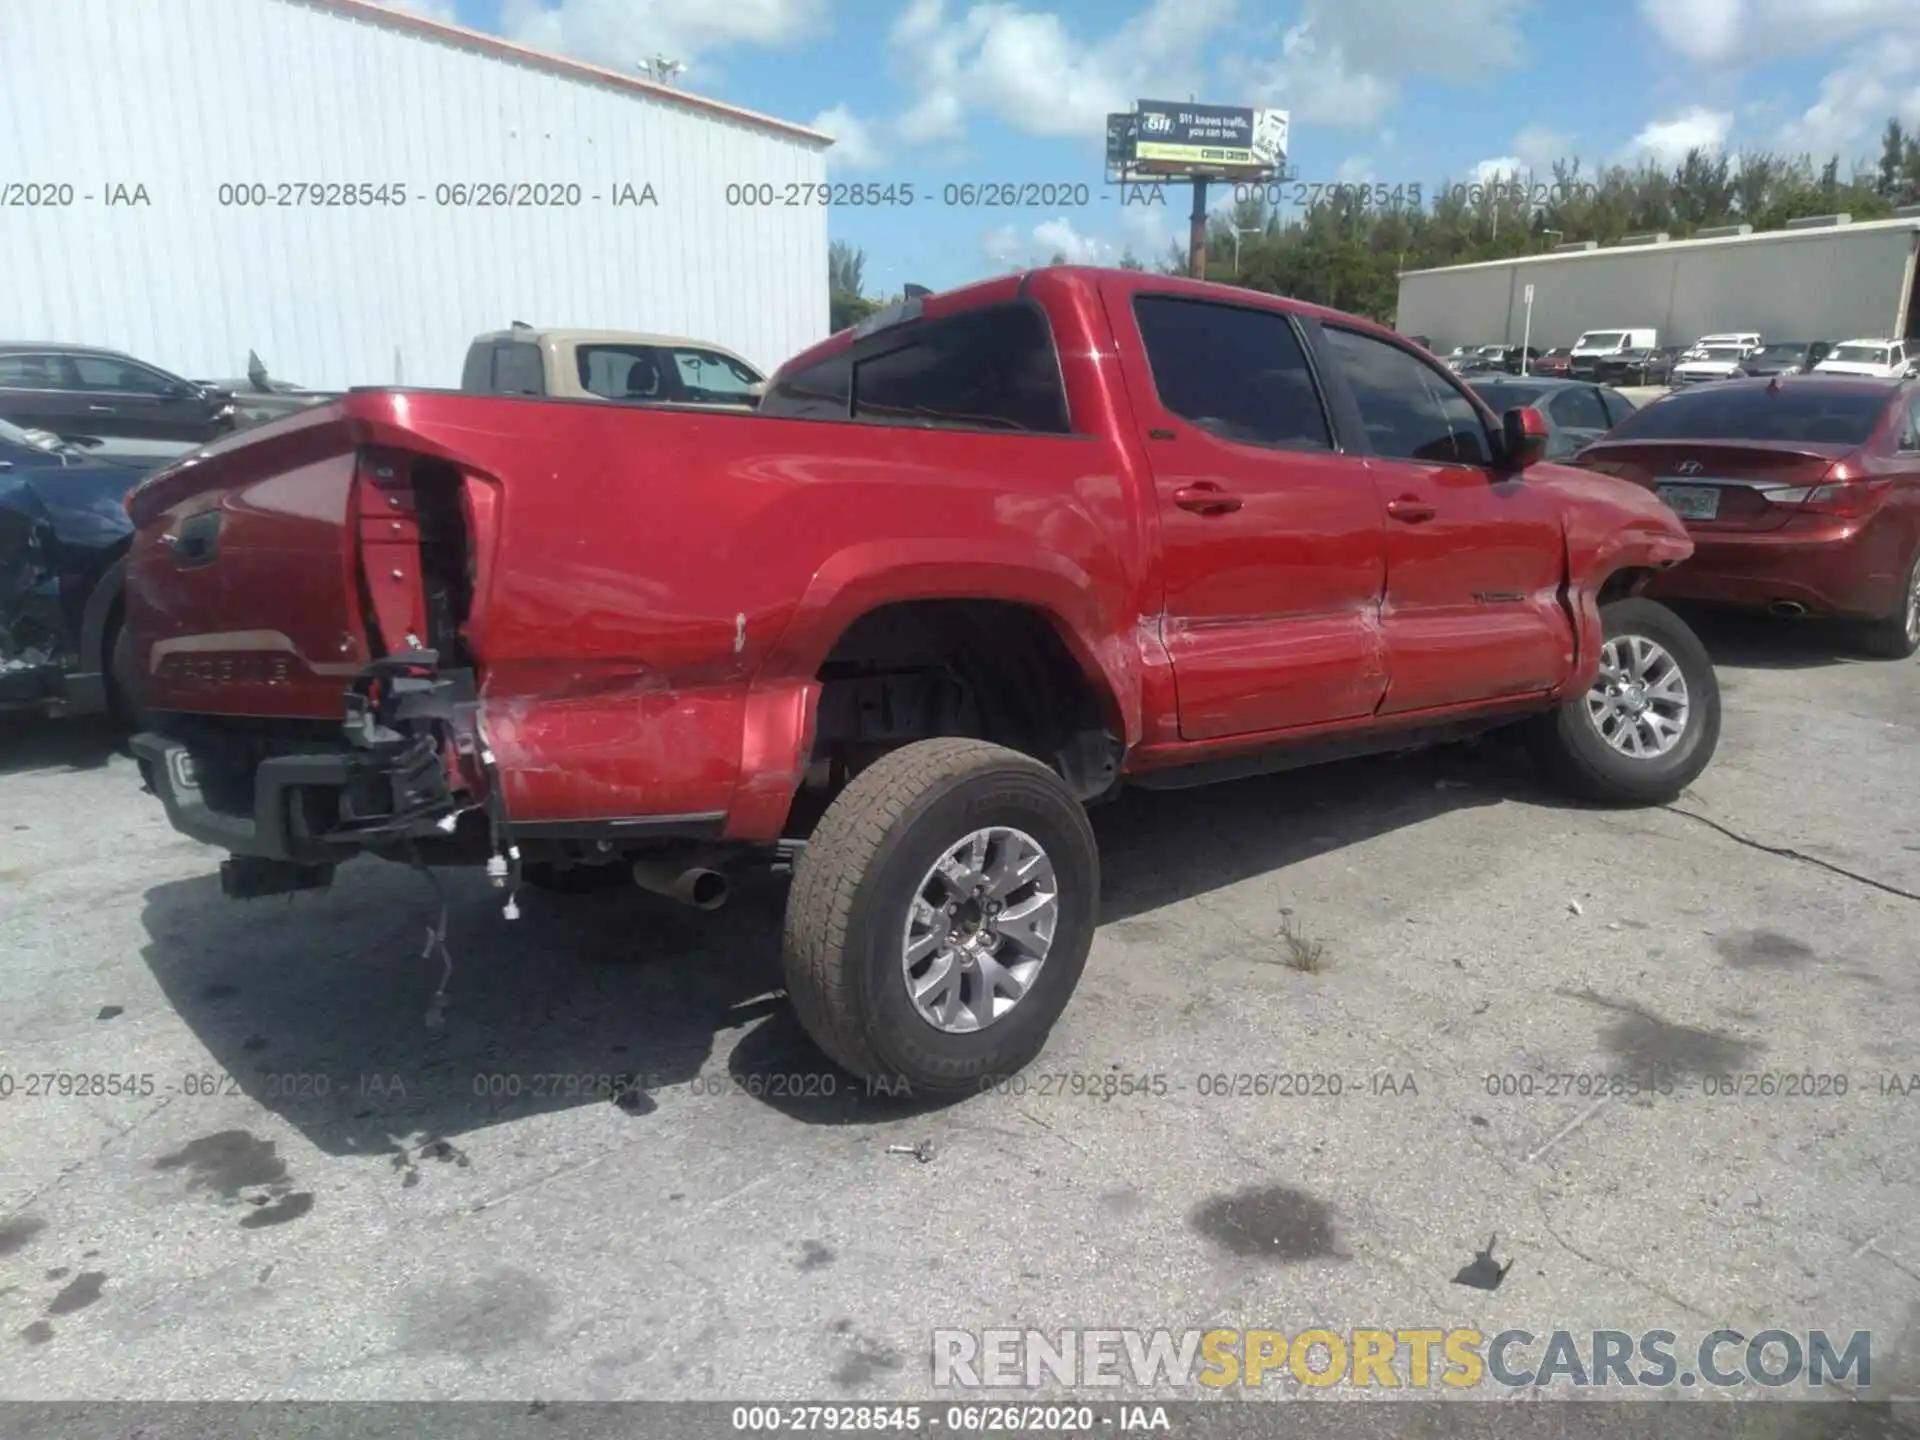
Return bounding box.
[1540,228,1563,251]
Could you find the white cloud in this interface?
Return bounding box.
[811,105,884,170]
[498,0,824,75]
[1228,0,1532,129]
[1472,155,1521,181]
[1638,0,1920,68]
[1033,216,1108,261]
[980,216,1114,268]
[1776,36,1920,157]
[1512,124,1573,170]
[1621,106,1734,165]
[1335,155,1376,183]
[891,0,1235,145]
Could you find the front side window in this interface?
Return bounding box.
[1324,326,1493,466]
[70,355,177,393]
[1546,387,1609,431]
[670,348,761,400]
[849,304,1070,433]
[1131,295,1332,450]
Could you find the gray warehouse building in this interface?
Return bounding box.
[0,0,832,387]
[1395,216,1920,355]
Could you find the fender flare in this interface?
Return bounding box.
[1564,527,1691,689]
[754,538,1141,742]
[722,540,1142,842]
[78,551,130,677]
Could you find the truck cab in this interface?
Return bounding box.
[460,325,766,410]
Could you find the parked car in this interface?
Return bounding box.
[122,266,1717,1094]
[1596,345,1683,386]
[1440,343,1505,373]
[1529,347,1574,377]
[1814,338,1911,378]
[1465,376,1640,460]
[1571,375,1920,657]
[461,325,765,409]
[1570,328,1658,379]
[0,344,238,445]
[1671,335,1763,386]
[1737,341,1833,377]
[0,417,150,720]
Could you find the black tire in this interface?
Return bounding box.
[1526,597,1720,805]
[519,861,632,895]
[1850,549,1920,660]
[782,738,1098,1097]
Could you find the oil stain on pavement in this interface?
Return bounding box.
[1713,930,1817,969]
[154,1130,314,1227]
[46,1271,106,1315]
[398,1270,555,1356]
[1188,1184,1346,1261]
[1559,987,1756,1077]
[0,1215,47,1257]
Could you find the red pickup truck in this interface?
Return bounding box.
[123,267,1717,1096]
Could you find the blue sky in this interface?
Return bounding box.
[391,0,1920,293]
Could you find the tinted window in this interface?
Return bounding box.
[491,343,544,396]
[1546,387,1608,431]
[1324,326,1493,465]
[577,344,762,402]
[849,304,1069,433]
[71,355,175,393]
[760,351,852,420]
[1604,386,1889,445]
[1899,397,1920,451]
[1467,381,1545,413]
[1131,295,1331,450]
[0,354,63,389]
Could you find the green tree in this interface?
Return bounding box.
[827,240,878,333]
[1117,248,1145,270]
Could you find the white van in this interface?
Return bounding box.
[1569,328,1657,378]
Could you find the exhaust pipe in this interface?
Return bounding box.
[631,856,729,910]
[1768,600,1809,618]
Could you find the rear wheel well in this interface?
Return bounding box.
[1596,567,1656,607]
[803,600,1121,817]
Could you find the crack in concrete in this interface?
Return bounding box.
[1664,805,1920,903]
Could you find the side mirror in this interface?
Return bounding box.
[1502,406,1550,471]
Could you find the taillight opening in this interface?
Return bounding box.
[1763,478,1888,518]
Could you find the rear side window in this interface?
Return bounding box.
[761,351,852,419]
[1599,388,1638,426]
[1131,295,1331,450]
[0,354,64,388]
[850,303,1070,433]
[1546,387,1608,431]
[1323,326,1493,466]
[490,343,544,396]
[1604,387,1889,445]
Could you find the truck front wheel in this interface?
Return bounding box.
[1526,597,1720,805]
[782,738,1098,1098]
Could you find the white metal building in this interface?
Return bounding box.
[0,0,831,387]
[1395,216,1920,355]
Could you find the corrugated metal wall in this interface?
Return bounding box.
[0,0,830,387]
[1395,225,1920,356]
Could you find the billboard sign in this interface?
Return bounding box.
[1129,100,1286,175]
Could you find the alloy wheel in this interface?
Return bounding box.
[1583,634,1691,758]
[899,826,1058,1034]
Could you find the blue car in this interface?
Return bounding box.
[1,417,157,721]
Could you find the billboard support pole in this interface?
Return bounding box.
[1189,178,1209,280]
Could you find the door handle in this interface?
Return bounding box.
[88,404,115,412]
[1385,496,1436,523]
[1172,483,1242,515]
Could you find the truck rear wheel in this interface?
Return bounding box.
[781,738,1098,1098]
[1526,597,1720,805]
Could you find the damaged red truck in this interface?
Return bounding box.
[123,267,1719,1096]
